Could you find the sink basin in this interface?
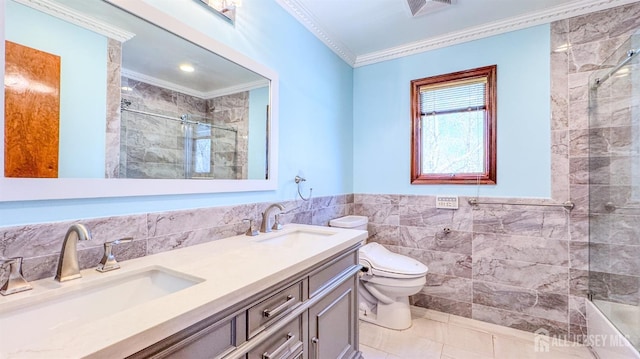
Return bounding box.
[0,266,203,354]
[254,229,335,246]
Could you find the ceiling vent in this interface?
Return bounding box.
[406,0,452,17]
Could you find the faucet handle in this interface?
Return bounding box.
[0,257,33,296]
[272,214,283,231]
[243,219,259,236]
[96,237,133,273]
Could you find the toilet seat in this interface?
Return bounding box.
[359,243,428,279]
[360,273,427,288]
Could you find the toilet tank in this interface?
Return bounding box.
[329,215,368,231]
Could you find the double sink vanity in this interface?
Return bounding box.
[0,224,367,358]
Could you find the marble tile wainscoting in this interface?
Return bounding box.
[354,193,588,341]
[0,194,352,285]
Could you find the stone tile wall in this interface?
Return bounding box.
[208,92,250,179]
[105,39,122,178]
[0,194,352,284]
[354,194,580,338]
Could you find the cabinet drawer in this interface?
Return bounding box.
[309,250,357,297]
[129,313,245,359]
[248,280,304,338]
[248,314,304,359]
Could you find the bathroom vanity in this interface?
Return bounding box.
[0,224,366,359]
[130,237,362,359]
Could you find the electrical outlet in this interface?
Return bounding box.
[436,196,459,209]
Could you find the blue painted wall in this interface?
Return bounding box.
[248,86,269,179]
[0,0,354,226]
[353,25,551,198]
[6,1,107,178]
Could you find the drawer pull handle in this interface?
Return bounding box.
[311,337,319,359]
[263,295,296,318]
[262,333,295,359]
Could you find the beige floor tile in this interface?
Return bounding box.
[493,335,540,359]
[449,314,535,342]
[444,324,494,356]
[360,344,389,359]
[379,332,443,358]
[407,318,448,343]
[536,339,593,358]
[441,344,494,359]
[360,321,443,358]
[361,310,594,359]
[493,335,593,359]
[543,347,595,359]
[360,321,392,349]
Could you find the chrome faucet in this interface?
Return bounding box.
[55,224,91,282]
[260,203,285,233]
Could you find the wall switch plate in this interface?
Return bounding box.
[436,196,459,209]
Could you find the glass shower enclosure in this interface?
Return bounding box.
[588,30,640,351]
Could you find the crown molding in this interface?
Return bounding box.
[13,0,135,42]
[274,0,357,66]
[122,69,269,100]
[355,0,640,67]
[122,69,206,99]
[202,80,270,98]
[275,0,640,68]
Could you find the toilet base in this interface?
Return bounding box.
[358,296,413,330]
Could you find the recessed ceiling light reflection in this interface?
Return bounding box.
[554,43,570,52]
[180,64,195,73]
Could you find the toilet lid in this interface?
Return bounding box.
[359,242,428,279]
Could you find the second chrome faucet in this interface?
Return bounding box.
[260,203,285,233]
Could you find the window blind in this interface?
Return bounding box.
[420,78,487,116]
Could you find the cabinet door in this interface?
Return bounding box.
[308,275,358,359]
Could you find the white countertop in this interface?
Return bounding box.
[0,224,366,358]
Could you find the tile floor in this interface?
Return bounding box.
[359,307,595,359]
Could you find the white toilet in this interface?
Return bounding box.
[329,216,429,330]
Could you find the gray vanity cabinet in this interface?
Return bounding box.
[128,244,362,359]
[127,309,247,358]
[308,276,358,359]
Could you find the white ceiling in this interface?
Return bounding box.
[41,0,267,97]
[276,0,640,67]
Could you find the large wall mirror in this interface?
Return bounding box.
[0,0,278,201]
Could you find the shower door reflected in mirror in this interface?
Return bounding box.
[4,0,270,180]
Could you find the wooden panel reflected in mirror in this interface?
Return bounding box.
[4,40,61,178]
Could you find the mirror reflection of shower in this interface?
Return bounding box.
[119,96,240,180]
[179,113,238,179]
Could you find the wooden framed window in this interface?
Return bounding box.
[410,65,497,185]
